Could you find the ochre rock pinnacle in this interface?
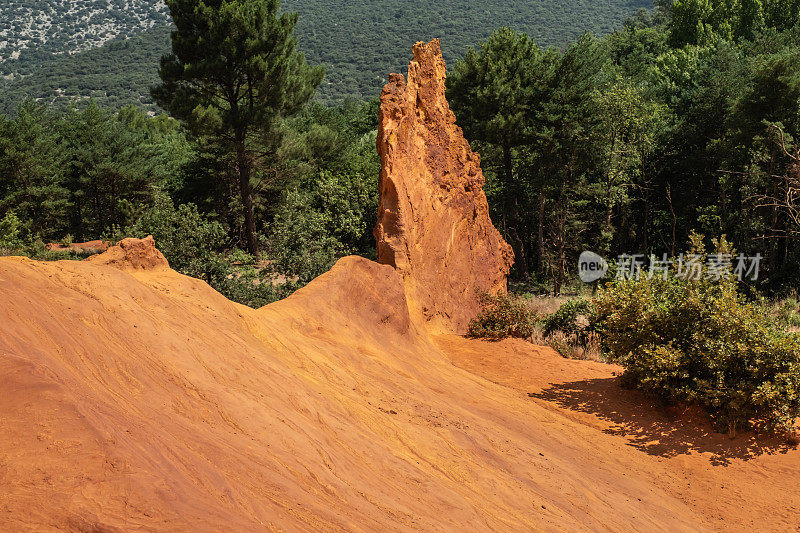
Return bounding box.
[374,39,514,333]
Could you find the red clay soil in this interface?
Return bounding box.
[45,240,111,254]
[437,335,800,531]
[1,240,797,531]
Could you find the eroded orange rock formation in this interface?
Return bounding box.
[374,39,514,333]
[45,240,111,254]
[0,244,715,531]
[85,235,169,270]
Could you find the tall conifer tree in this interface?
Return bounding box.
[153,0,323,258]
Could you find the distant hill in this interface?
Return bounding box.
[0,26,172,114]
[0,0,653,113]
[0,0,169,67]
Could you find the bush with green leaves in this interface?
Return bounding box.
[0,212,25,253]
[200,250,294,309]
[127,193,225,278]
[127,193,285,308]
[766,293,800,329]
[542,299,595,339]
[0,215,91,260]
[540,298,601,359]
[267,167,377,284]
[468,291,537,340]
[594,234,800,436]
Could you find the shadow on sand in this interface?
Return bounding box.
[533,376,797,466]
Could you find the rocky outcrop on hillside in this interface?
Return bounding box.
[374,39,514,333]
[86,235,169,270]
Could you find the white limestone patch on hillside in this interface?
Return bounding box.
[0,0,170,64]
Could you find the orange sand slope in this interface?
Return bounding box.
[1,243,798,532]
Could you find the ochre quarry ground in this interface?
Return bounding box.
[1,250,798,532]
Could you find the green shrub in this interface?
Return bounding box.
[546,331,578,358]
[468,291,536,340]
[540,298,604,360]
[0,212,26,253]
[201,251,293,309]
[594,234,800,436]
[128,193,225,277]
[127,193,286,308]
[542,298,594,339]
[267,168,377,284]
[766,293,800,329]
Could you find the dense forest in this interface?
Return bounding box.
[0,95,379,304]
[0,0,169,65]
[0,26,173,114]
[448,0,800,295]
[0,0,652,110]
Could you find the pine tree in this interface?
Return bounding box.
[0,101,69,239]
[153,0,323,258]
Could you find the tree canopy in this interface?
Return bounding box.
[153,0,323,257]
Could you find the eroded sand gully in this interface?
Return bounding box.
[1,40,797,531]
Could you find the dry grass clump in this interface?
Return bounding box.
[544,331,604,361]
[523,295,571,317]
